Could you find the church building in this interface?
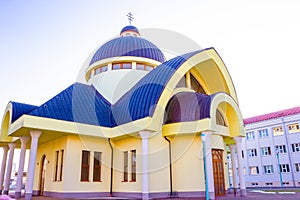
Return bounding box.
[0,23,246,200]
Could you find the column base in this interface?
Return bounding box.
[240,189,247,196]
[25,193,33,200]
[15,191,22,199]
[3,190,8,195]
[209,191,215,199]
[142,192,149,200]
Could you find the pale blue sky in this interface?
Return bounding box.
[1,0,300,120]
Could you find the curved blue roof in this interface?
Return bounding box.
[120,25,139,35]
[10,102,37,123]
[89,36,166,65]
[11,49,213,128]
[165,92,211,124]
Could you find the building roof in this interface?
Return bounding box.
[10,49,206,127]
[89,34,166,65]
[120,25,140,35]
[165,92,211,124]
[244,106,300,124]
[10,102,37,123]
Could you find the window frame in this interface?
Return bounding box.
[59,150,64,181]
[112,63,132,70]
[249,166,259,175]
[288,123,300,133]
[295,163,300,172]
[258,129,269,138]
[273,126,284,136]
[123,151,128,182]
[246,131,255,140]
[93,151,102,182]
[81,150,90,182]
[131,150,136,182]
[261,147,271,156]
[247,148,257,157]
[280,164,290,173]
[275,145,287,154]
[263,165,274,174]
[291,143,300,152]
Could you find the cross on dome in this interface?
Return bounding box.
[126,12,134,25]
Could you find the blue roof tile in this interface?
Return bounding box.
[10,102,37,123]
[89,36,166,65]
[165,92,211,124]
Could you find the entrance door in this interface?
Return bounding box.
[212,149,225,196]
[39,155,47,196]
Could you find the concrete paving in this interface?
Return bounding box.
[5,190,300,200]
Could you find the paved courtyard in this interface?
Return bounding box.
[2,190,299,200]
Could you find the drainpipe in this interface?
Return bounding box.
[108,138,113,197]
[164,136,173,196]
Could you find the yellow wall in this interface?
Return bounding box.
[172,134,205,192]
[34,134,111,193]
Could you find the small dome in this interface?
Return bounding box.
[120,25,140,36]
[89,35,166,65]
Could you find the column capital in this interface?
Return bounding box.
[20,136,30,144]
[139,130,154,139]
[233,136,244,144]
[201,131,212,142]
[8,143,16,149]
[30,130,42,139]
[229,144,237,151]
[2,145,9,152]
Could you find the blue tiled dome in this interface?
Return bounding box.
[89,27,166,65]
[120,25,139,35]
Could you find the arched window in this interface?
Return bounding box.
[191,74,206,94]
[216,109,227,126]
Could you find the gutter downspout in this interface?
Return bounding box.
[164,136,173,196]
[108,138,113,197]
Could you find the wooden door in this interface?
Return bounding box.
[212,149,226,196]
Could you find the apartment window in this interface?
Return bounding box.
[280,164,290,173]
[295,163,300,172]
[273,126,283,136]
[123,151,128,182]
[251,183,258,186]
[131,150,136,182]
[291,143,300,152]
[263,165,274,174]
[54,151,59,181]
[288,123,300,133]
[275,145,287,154]
[246,131,255,140]
[265,182,273,186]
[59,150,64,181]
[249,166,259,175]
[283,182,290,185]
[81,151,90,181]
[261,147,271,156]
[93,152,102,182]
[259,129,269,138]
[247,149,257,157]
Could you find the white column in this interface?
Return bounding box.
[234,137,246,196]
[15,136,30,198]
[3,143,15,195]
[25,130,42,200]
[201,132,215,200]
[0,146,9,194]
[229,144,238,195]
[139,131,150,200]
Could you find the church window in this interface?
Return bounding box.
[54,151,59,181]
[131,150,136,182]
[216,110,227,126]
[81,151,90,181]
[123,151,128,182]
[93,152,102,182]
[59,150,64,181]
[112,63,132,70]
[136,63,154,71]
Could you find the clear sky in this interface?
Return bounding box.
[1,0,300,120]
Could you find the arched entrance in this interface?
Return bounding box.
[39,155,47,196]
